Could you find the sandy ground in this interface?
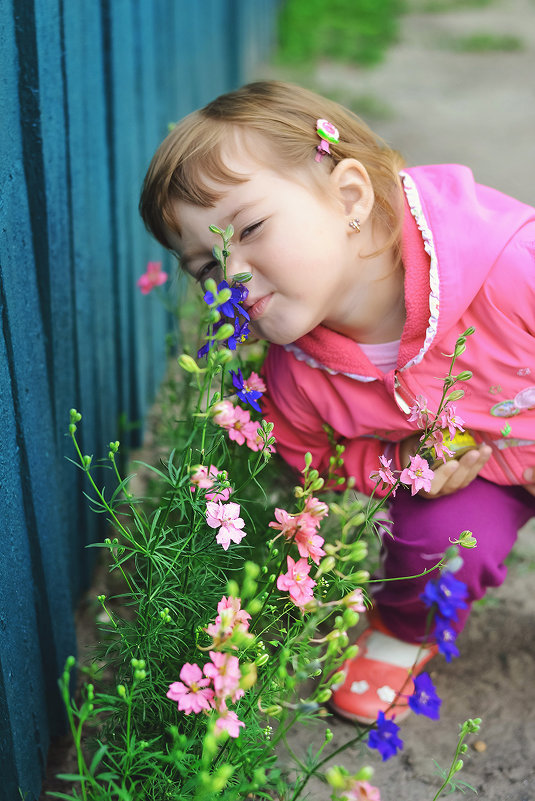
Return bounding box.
[42,0,535,798]
[261,0,535,798]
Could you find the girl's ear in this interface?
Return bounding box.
[328,158,375,224]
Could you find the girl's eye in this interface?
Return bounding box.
[240,221,263,240]
[197,261,218,282]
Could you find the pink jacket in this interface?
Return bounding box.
[262,165,535,494]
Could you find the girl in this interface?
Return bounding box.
[139,81,535,724]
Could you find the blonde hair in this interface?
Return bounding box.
[139,80,405,252]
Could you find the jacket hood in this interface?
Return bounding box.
[287,164,535,378]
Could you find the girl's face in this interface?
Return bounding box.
[168,150,391,345]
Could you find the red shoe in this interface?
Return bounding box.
[329,626,438,725]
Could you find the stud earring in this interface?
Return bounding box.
[349,218,361,233]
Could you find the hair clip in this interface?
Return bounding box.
[315,118,339,162]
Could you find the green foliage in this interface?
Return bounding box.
[57,234,481,799]
[277,0,405,67]
[449,32,523,52]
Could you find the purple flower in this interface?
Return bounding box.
[420,571,468,622]
[227,318,250,350]
[368,711,403,761]
[434,617,460,662]
[204,281,249,320]
[408,673,441,720]
[230,368,263,413]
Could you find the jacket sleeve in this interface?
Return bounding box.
[261,346,394,497]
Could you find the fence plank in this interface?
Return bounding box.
[0,1,278,797]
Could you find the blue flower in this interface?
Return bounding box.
[368,711,403,761]
[230,368,263,412]
[420,571,468,621]
[227,318,250,350]
[434,617,460,662]
[408,673,441,720]
[203,281,249,320]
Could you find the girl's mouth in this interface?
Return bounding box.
[247,293,273,321]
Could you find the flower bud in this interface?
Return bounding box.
[316,688,332,704]
[258,705,280,721]
[69,423,77,434]
[216,349,233,364]
[325,728,334,742]
[117,684,126,698]
[255,652,270,667]
[342,645,359,661]
[342,609,360,628]
[455,370,473,382]
[462,326,475,337]
[328,671,346,687]
[214,323,234,341]
[454,341,466,357]
[325,766,346,790]
[344,570,370,585]
[354,766,374,781]
[316,556,336,577]
[231,271,252,283]
[178,354,202,373]
[207,309,221,324]
[304,452,313,469]
[349,540,367,561]
[454,759,464,773]
[216,287,231,305]
[445,389,465,403]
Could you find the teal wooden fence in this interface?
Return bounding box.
[0,1,277,797]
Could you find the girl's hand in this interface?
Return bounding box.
[523,468,535,496]
[399,434,492,498]
[421,446,492,498]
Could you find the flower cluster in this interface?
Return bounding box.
[421,570,468,662]
[167,595,253,738]
[270,497,329,608]
[212,398,274,453]
[369,397,468,497]
[198,280,249,357]
[191,464,232,502]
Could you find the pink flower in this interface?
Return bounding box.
[211,400,237,428]
[244,423,276,453]
[214,709,245,738]
[243,371,266,393]
[137,261,168,294]
[269,508,318,539]
[400,454,434,495]
[295,530,326,565]
[303,496,329,519]
[370,454,398,495]
[190,465,231,501]
[344,588,366,613]
[205,501,246,550]
[439,405,465,439]
[166,663,214,714]
[205,596,251,643]
[408,394,430,428]
[204,651,243,702]
[227,406,255,446]
[345,780,381,801]
[277,555,316,608]
[423,430,455,464]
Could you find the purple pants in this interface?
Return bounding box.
[372,478,535,642]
